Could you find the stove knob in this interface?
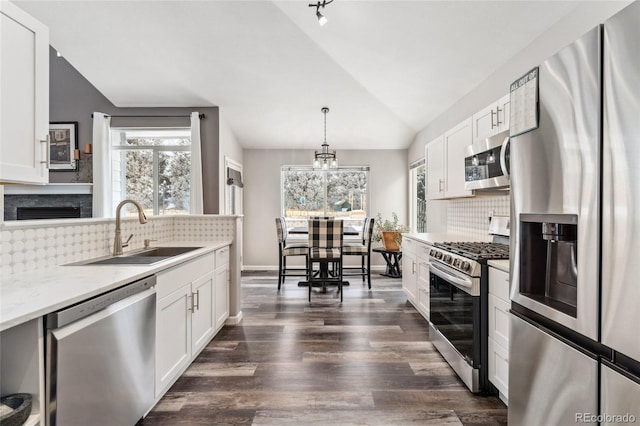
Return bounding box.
[453,258,461,268]
[443,254,452,264]
[461,261,470,272]
[429,249,436,256]
[435,251,443,260]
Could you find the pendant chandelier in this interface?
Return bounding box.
[313,107,338,170]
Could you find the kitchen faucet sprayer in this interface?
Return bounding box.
[113,199,147,255]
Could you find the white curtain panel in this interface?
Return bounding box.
[190,112,204,214]
[92,112,112,217]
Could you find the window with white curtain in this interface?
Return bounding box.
[110,128,191,216]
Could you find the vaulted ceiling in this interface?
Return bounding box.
[17,0,586,150]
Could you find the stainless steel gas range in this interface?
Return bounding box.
[428,222,509,394]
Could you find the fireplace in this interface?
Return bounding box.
[17,207,81,220]
[4,193,92,221]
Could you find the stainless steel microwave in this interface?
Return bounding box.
[464,130,510,190]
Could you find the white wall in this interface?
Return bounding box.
[410,0,631,233]
[409,0,630,163]
[243,149,407,269]
[218,111,244,212]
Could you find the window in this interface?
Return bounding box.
[409,160,426,232]
[111,128,191,216]
[281,166,369,220]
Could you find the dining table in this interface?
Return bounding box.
[290,225,361,289]
[288,226,361,236]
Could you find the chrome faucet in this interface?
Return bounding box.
[113,199,147,255]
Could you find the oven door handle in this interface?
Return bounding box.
[429,263,473,293]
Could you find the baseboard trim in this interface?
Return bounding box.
[225,311,243,325]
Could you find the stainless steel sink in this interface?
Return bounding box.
[68,247,202,266]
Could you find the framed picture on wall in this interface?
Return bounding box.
[49,121,78,170]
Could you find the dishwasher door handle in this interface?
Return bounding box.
[49,287,156,338]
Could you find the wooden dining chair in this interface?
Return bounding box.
[342,217,375,289]
[307,218,344,302]
[275,217,308,290]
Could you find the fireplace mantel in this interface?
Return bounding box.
[3,183,93,195]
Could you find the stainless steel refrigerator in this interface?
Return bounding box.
[509,2,640,424]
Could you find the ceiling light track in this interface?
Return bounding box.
[308,0,334,26]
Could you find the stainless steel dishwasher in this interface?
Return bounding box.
[45,275,156,426]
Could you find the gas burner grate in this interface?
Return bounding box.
[434,242,509,260]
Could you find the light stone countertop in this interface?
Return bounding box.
[402,233,483,246]
[0,240,231,332]
[488,259,510,273]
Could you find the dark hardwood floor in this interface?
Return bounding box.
[142,271,507,425]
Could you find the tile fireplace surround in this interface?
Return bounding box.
[0,215,241,276]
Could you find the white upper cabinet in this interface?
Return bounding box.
[426,118,473,200]
[426,135,445,200]
[472,93,510,143]
[444,118,473,198]
[0,1,49,184]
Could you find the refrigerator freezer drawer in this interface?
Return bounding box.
[601,364,640,425]
[509,314,597,426]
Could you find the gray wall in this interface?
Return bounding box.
[48,47,222,213]
[242,148,407,269]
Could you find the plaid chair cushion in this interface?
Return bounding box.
[283,244,308,256]
[308,219,343,249]
[310,247,342,259]
[342,243,367,255]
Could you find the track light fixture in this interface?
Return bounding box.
[309,0,334,26]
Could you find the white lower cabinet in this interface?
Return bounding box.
[403,238,431,322]
[155,248,230,398]
[488,336,509,399]
[488,266,510,404]
[191,272,215,354]
[214,265,229,331]
[156,282,193,397]
[402,239,418,303]
[416,244,431,320]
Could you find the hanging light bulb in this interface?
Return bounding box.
[487,150,496,164]
[316,10,328,26]
[472,155,479,166]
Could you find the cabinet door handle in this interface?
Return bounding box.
[495,107,503,126]
[40,135,50,168]
[438,179,444,192]
[490,109,497,129]
[188,294,194,312]
[193,289,200,310]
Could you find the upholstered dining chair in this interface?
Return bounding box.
[342,217,375,289]
[307,218,344,302]
[275,217,308,290]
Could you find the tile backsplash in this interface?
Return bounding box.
[0,215,239,276]
[447,194,510,241]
